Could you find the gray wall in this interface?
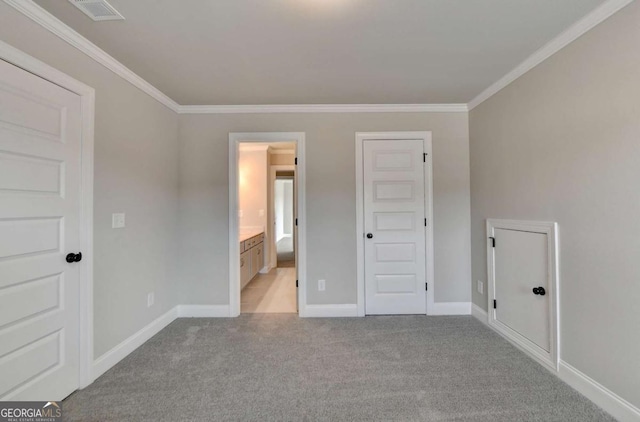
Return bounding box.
[0,3,181,358]
[178,113,471,306]
[469,1,640,408]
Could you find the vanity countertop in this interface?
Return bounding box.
[239,229,264,243]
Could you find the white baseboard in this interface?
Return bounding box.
[559,361,640,422]
[85,301,640,422]
[302,304,358,317]
[471,303,488,323]
[92,307,177,380]
[429,302,471,315]
[177,304,231,318]
[92,304,231,381]
[474,300,558,371]
[473,303,638,421]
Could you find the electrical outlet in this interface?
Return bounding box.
[259,209,265,217]
[477,280,484,295]
[239,210,244,218]
[147,292,154,308]
[112,213,125,228]
[318,279,326,291]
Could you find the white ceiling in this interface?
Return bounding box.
[34,0,605,105]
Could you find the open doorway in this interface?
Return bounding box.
[274,171,295,268]
[231,137,302,315]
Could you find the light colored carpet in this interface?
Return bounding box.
[241,267,297,313]
[62,316,614,421]
[277,236,295,267]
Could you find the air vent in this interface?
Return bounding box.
[69,0,125,21]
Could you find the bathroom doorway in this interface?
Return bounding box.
[229,133,306,316]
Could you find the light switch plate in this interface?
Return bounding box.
[318,279,326,291]
[112,213,125,228]
[477,280,484,294]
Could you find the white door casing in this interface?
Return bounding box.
[355,132,434,317]
[289,170,298,312]
[362,139,427,315]
[487,219,559,370]
[0,58,82,400]
[229,133,306,317]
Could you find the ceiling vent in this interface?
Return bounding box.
[69,0,125,21]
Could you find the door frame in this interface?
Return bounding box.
[355,132,434,316]
[269,164,296,270]
[228,132,306,317]
[486,219,560,371]
[0,40,96,388]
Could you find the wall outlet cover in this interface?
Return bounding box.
[112,213,125,228]
[147,292,154,307]
[477,280,484,294]
[318,279,326,291]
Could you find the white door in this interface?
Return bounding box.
[363,139,426,315]
[494,228,550,351]
[0,59,82,400]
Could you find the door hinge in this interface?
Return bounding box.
[295,157,298,165]
[295,218,298,226]
[493,299,497,309]
[423,153,428,162]
[424,218,427,227]
[425,283,428,291]
[489,237,495,248]
[296,280,298,288]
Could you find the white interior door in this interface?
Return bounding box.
[494,228,550,352]
[363,139,426,315]
[0,59,82,400]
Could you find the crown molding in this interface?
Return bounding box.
[8,0,630,116]
[178,103,468,114]
[468,0,634,110]
[4,0,180,113]
[1,1,467,116]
